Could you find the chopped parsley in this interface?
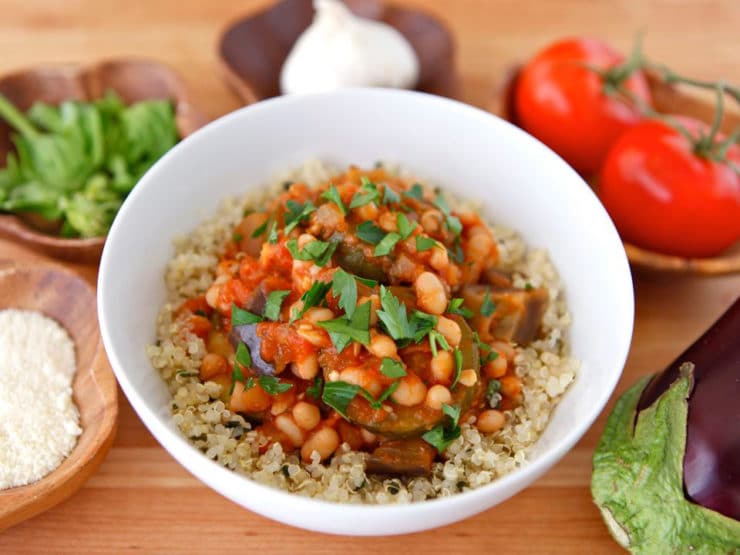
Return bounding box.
[451,347,463,388]
[415,236,437,252]
[376,286,414,340]
[486,379,502,408]
[316,301,371,352]
[380,357,407,378]
[447,298,474,318]
[284,199,316,234]
[410,311,437,342]
[374,232,401,256]
[331,268,358,319]
[266,221,279,244]
[361,381,400,409]
[481,349,499,365]
[480,288,496,317]
[403,183,424,201]
[356,220,386,245]
[524,282,534,291]
[433,192,463,236]
[349,177,380,209]
[383,185,401,205]
[251,218,268,238]
[231,303,263,326]
[229,342,252,394]
[286,238,338,267]
[396,212,416,239]
[321,380,361,417]
[428,329,451,357]
[232,232,243,243]
[291,280,332,322]
[306,376,323,400]
[257,375,293,395]
[264,290,291,321]
[422,402,462,452]
[320,185,347,215]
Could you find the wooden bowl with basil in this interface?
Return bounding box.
[0,59,209,264]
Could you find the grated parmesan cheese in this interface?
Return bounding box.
[0,309,82,489]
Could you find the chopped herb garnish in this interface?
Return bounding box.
[257,375,293,395]
[481,350,499,365]
[332,268,358,319]
[264,290,291,321]
[306,376,323,400]
[291,280,332,322]
[322,380,360,417]
[524,282,534,291]
[447,298,474,318]
[434,192,463,236]
[232,303,263,326]
[194,309,208,318]
[422,404,463,453]
[360,381,400,409]
[376,286,414,340]
[486,379,502,408]
[232,232,243,243]
[284,199,316,234]
[356,220,386,245]
[349,177,380,209]
[286,238,339,267]
[451,348,463,388]
[374,232,401,256]
[415,236,437,252]
[316,301,371,352]
[320,185,347,215]
[410,310,438,342]
[235,341,252,369]
[428,329,451,357]
[251,218,268,238]
[480,288,496,317]
[396,212,416,239]
[383,185,401,205]
[380,357,407,378]
[355,275,378,287]
[266,221,279,244]
[447,237,465,263]
[403,183,424,201]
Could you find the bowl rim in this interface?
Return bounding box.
[98,87,634,533]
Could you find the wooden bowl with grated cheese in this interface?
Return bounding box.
[0,261,118,531]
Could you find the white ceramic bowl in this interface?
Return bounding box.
[98,89,633,536]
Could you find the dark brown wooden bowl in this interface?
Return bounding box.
[218,0,459,104]
[490,66,740,276]
[0,261,117,531]
[0,59,210,265]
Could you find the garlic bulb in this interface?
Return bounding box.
[280,0,420,95]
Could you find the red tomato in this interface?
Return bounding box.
[515,38,651,176]
[599,117,740,258]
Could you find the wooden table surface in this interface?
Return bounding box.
[1,1,739,553]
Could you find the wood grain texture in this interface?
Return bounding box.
[0,262,118,531]
[1,0,740,552]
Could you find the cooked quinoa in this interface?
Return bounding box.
[147,160,578,503]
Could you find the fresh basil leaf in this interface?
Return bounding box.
[356,220,385,245]
[322,380,360,417]
[258,375,293,395]
[374,232,401,256]
[331,268,358,319]
[380,358,406,378]
[320,184,347,215]
[284,199,316,234]
[480,288,496,317]
[232,303,263,326]
[264,290,291,321]
[415,236,437,252]
[396,212,416,239]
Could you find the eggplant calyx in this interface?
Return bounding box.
[591,365,739,553]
